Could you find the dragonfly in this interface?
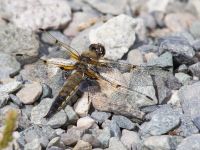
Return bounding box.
[38,29,171,119]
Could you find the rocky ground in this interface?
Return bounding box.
[0,0,200,150]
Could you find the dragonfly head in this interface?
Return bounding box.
[89,43,105,58]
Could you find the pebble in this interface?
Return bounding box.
[74,92,91,117]
[82,134,101,148]
[175,72,192,85]
[0,80,22,94]
[151,11,165,27]
[47,137,65,149]
[31,98,67,128]
[189,62,200,78]
[41,83,53,99]
[60,127,85,146]
[127,49,144,65]
[140,105,181,136]
[96,127,111,148]
[91,111,111,124]
[177,134,200,150]
[64,105,79,125]
[192,39,200,51]
[167,90,181,107]
[106,137,127,150]
[0,52,21,79]
[17,82,42,104]
[77,116,95,130]
[24,139,42,150]
[0,25,39,65]
[1,0,71,30]
[0,92,9,108]
[147,0,172,12]
[164,12,196,32]
[192,116,200,130]
[89,14,137,60]
[84,0,127,15]
[112,115,135,130]
[143,135,183,150]
[189,21,200,39]
[178,64,188,73]
[9,94,23,107]
[120,129,141,150]
[73,140,92,150]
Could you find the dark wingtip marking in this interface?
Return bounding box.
[39,28,45,32]
[16,53,23,56]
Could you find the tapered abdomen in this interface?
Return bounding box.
[44,71,84,118]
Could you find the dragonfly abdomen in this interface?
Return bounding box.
[44,71,84,118]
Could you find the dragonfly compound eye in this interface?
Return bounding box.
[89,43,105,57]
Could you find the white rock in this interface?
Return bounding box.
[1,0,71,30]
[108,137,127,150]
[77,116,95,130]
[168,90,181,107]
[89,14,137,60]
[147,0,174,12]
[0,81,22,94]
[120,129,141,150]
[189,0,200,17]
[74,92,91,117]
[127,49,144,65]
[17,82,42,104]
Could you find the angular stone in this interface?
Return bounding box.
[112,115,135,130]
[64,105,79,125]
[0,81,22,94]
[73,140,92,150]
[177,134,200,150]
[189,62,200,78]
[24,139,42,150]
[77,116,95,130]
[0,92,9,108]
[107,137,127,150]
[175,72,192,85]
[91,111,111,124]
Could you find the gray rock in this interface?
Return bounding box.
[178,64,188,73]
[24,139,42,150]
[189,21,200,39]
[0,25,39,65]
[138,45,159,53]
[47,137,65,149]
[97,127,111,148]
[9,94,23,107]
[83,0,127,15]
[31,98,67,128]
[0,92,9,108]
[171,31,195,45]
[41,83,53,99]
[64,105,79,125]
[109,120,121,138]
[0,52,21,79]
[179,82,200,119]
[73,140,92,150]
[0,0,71,30]
[189,62,200,78]
[120,129,141,150]
[192,39,200,51]
[147,0,172,12]
[192,116,200,130]
[112,115,135,130]
[106,137,127,150]
[91,111,111,124]
[143,135,183,150]
[151,11,165,27]
[47,146,64,150]
[18,110,31,130]
[175,72,192,85]
[89,14,137,60]
[165,75,182,90]
[0,80,22,94]
[82,134,101,148]
[140,105,181,136]
[177,134,200,150]
[158,36,195,64]
[141,13,156,30]
[127,49,144,65]
[60,127,85,146]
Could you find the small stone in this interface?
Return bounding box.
[107,137,127,150]
[84,0,127,15]
[177,134,200,150]
[178,64,188,73]
[127,49,144,65]
[61,127,85,146]
[9,94,23,107]
[145,52,158,62]
[97,127,111,148]
[47,137,65,149]
[91,111,111,124]
[41,83,53,99]
[141,13,156,30]
[64,105,79,125]
[189,62,200,78]
[120,129,140,150]
[1,0,71,30]
[167,90,181,107]
[164,13,196,32]
[189,21,200,39]
[74,93,91,117]
[73,140,92,150]
[0,92,9,108]
[112,115,135,130]
[24,139,42,150]
[151,11,165,27]
[143,135,183,150]
[192,39,200,51]
[193,116,200,130]
[147,0,172,12]
[82,134,101,148]
[0,81,22,94]
[175,72,192,85]
[77,116,95,130]
[17,82,42,104]
[89,14,137,60]
[0,52,21,79]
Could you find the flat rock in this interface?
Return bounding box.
[0,52,21,79]
[106,137,127,150]
[24,139,42,150]
[73,140,92,150]
[0,80,22,94]
[17,82,42,104]
[77,116,95,130]
[0,25,39,65]
[120,129,141,150]
[84,0,127,15]
[0,92,9,108]
[91,111,111,124]
[177,134,200,150]
[89,14,137,60]
[164,13,196,32]
[112,115,135,130]
[31,98,67,128]
[0,0,71,30]
[140,105,181,136]
[143,135,183,150]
